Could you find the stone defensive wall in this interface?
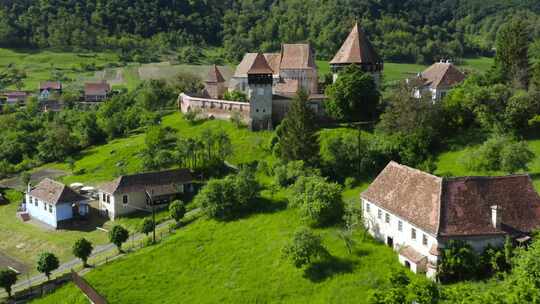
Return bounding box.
[178,93,251,122]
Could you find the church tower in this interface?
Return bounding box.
[247,53,273,131]
[204,65,226,99]
[330,23,383,87]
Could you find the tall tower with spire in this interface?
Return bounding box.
[247,53,274,131]
[330,23,384,86]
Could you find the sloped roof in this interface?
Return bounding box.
[330,23,381,65]
[419,62,465,89]
[206,65,225,83]
[85,82,110,95]
[29,178,86,205]
[234,53,280,77]
[399,246,427,263]
[274,79,300,94]
[440,176,540,236]
[362,161,442,234]
[40,81,62,90]
[280,44,316,70]
[362,162,540,237]
[99,169,194,195]
[247,53,274,75]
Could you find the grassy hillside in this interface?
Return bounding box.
[33,200,402,304]
[0,48,120,91]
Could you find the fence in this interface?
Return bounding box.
[0,224,177,303]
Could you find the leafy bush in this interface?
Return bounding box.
[196,168,259,220]
[466,135,534,173]
[109,225,129,252]
[72,238,93,267]
[289,175,343,227]
[273,160,319,187]
[282,227,329,268]
[169,200,186,223]
[438,240,478,283]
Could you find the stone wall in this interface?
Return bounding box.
[179,93,251,122]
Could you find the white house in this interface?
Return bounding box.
[25,178,89,228]
[410,61,465,102]
[361,161,540,279]
[97,169,195,220]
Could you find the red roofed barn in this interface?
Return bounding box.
[361,161,540,279]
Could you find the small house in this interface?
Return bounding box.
[410,61,465,101]
[24,179,89,228]
[4,91,29,104]
[39,81,62,101]
[84,81,111,102]
[97,169,195,220]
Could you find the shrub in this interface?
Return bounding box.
[290,175,343,227]
[140,218,155,236]
[282,227,329,268]
[438,240,478,283]
[169,200,186,223]
[466,135,533,173]
[72,238,93,267]
[273,160,319,187]
[407,279,440,304]
[37,252,59,280]
[0,269,17,298]
[109,225,129,252]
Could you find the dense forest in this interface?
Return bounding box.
[1,0,540,63]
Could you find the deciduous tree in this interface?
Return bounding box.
[72,238,93,267]
[37,252,59,280]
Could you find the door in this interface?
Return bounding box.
[387,236,394,248]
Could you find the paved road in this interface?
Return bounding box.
[11,208,201,293]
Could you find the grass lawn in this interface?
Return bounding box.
[0,48,120,91]
[32,193,405,304]
[435,138,540,190]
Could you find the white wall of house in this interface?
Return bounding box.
[99,190,149,220]
[25,194,73,228]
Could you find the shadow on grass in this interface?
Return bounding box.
[304,256,356,283]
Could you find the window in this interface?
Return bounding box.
[423,234,428,246]
[385,213,390,224]
[43,202,47,210]
[377,209,382,219]
[398,221,403,232]
[48,204,52,213]
[34,198,38,207]
[411,228,417,240]
[102,193,106,201]
[122,195,128,205]
[366,203,370,212]
[106,195,110,204]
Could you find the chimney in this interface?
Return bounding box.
[491,205,502,229]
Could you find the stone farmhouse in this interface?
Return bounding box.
[361,161,540,279]
[23,178,89,228]
[97,169,195,220]
[409,60,466,102]
[179,23,382,130]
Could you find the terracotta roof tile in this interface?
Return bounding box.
[419,62,465,89]
[29,178,86,205]
[330,23,381,65]
[399,246,427,263]
[85,82,110,95]
[280,44,316,70]
[40,81,62,90]
[247,53,274,75]
[362,162,540,237]
[274,79,300,94]
[361,161,442,234]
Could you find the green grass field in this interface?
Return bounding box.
[0,48,120,91]
[32,195,403,304]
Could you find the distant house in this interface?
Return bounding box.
[410,60,466,101]
[97,169,195,220]
[84,81,111,102]
[361,161,540,279]
[39,81,62,101]
[4,91,29,105]
[24,179,89,228]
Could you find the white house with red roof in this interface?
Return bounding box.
[410,60,466,101]
[361,161,540,279]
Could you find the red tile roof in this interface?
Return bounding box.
[85,82,110,95]
[330,23,381,65]
[206,65,225,83]
[399,246,427,264]
[419,62,465,89]
[280,44,316,70]
[40,81,62,90]
[274,79,300,94]
[362,162,540,237]
[29,178,86,205]
[247,53,274,75]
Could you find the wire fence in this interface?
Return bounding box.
[0,226,176,303]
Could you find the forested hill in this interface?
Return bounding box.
[1,0,540,63]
